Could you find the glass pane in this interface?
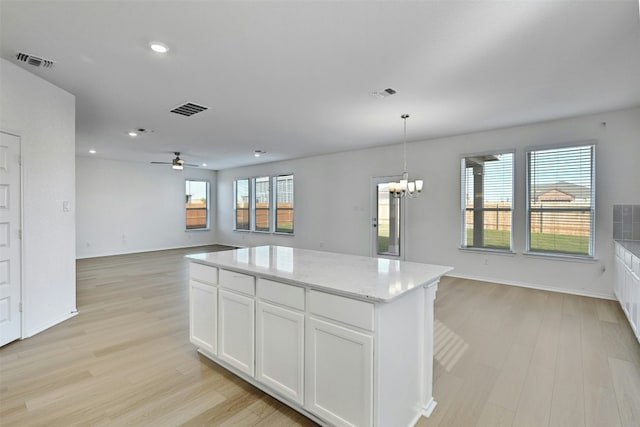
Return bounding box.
[276,175,294,233]
[529,210,591,255]
[377,183,400,256]
[462,153,513,250]
[255,177,270,231]
[236,209,250,230]
[235,179,250,230]
[186,180,208,229]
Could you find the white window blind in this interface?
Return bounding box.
[527,145,595,256]
[461,152,513,250]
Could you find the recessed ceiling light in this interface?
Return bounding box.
[149,42,169,53]
[89,149,97,154]
[128,131,138,137]
[202,163,207,167]
[254,150,266,157]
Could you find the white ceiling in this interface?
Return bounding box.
[1,1,639,170]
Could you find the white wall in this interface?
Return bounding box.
[217,107,640,299]
[76,157,217,258]
[0,58,77,337]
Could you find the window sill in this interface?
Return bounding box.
[233,229,251,232]
[459,247,515,256]
[186,228,210,232]
[523,251,597,263]
[274,232,294,236]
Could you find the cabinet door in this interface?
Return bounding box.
[256,301,304,405]
[306,317,373,427]
[615,254,624,300]
[189,280,217,355]
[219,290,255,376]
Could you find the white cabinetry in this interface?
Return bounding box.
[218,269,256,376]
[614,242,640,343]
[306,317,373,427]
[189,264,218,355]
[219,289,255,376]
[188,247,451,427]
[256,301,305,404]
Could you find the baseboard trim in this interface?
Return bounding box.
[24,310,78,338]
[76,243,226,260]
[422,398,438,417]
[446,272,616,300]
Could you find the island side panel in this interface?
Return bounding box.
[375,286,425,427]
[422,281,439,416]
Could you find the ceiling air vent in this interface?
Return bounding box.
[16,51,54,69]
[370,87,397,99]
[169,102,209,117]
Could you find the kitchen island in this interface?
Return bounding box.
[187,246,452,427]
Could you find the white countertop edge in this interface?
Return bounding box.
[186,246,453,303]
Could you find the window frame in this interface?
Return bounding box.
[234,177,251,231]
[459,150,515,253]
[185,179,210,231]
[274,174,294,234]
[525,142,596,259]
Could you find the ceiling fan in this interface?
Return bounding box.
[150,152,198,170]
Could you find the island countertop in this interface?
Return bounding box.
[187,245,453,302]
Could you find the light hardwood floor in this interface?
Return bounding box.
[1,247,639,426]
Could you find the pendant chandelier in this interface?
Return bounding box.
[389,114,423,198]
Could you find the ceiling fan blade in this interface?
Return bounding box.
[150,161,172,165]
[184,163,199,167]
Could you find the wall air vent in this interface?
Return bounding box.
[16,51,54,69]
[169,102,209,117]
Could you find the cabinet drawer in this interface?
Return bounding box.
[220,269,255,296]
[309,290,374,331]
[632,256,640,278]
[624,251,633,269]
[258,279,305,311]
[190,263,218,285]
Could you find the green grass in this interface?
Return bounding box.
[466,229,590,255]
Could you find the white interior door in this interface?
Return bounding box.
[0,132,22,347]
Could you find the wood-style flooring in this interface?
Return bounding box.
[1,246,639,426]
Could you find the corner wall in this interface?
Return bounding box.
[75,157,217,258]
[217,107,640,299]
[0,58,77,337]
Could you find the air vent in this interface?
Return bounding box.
[370,87,397,99]
[169,102,209,117]
[16,51,54,69]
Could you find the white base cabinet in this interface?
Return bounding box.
[306,317,373,427]
[614,242,640,343]
[189,281,218,355]
[256,301,305,405]
[219,289,255,376]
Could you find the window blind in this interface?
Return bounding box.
[527,145,594,256]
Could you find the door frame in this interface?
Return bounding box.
[0,130,24,343]
[371,175,405,260]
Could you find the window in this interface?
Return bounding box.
[526,144,595,257]
[185,180,209,230]
[275,174,294,233]
[461,152,514,251]
[253,176,270,232]
[234,178,250,230]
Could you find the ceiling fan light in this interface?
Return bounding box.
[172,164,183,170]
